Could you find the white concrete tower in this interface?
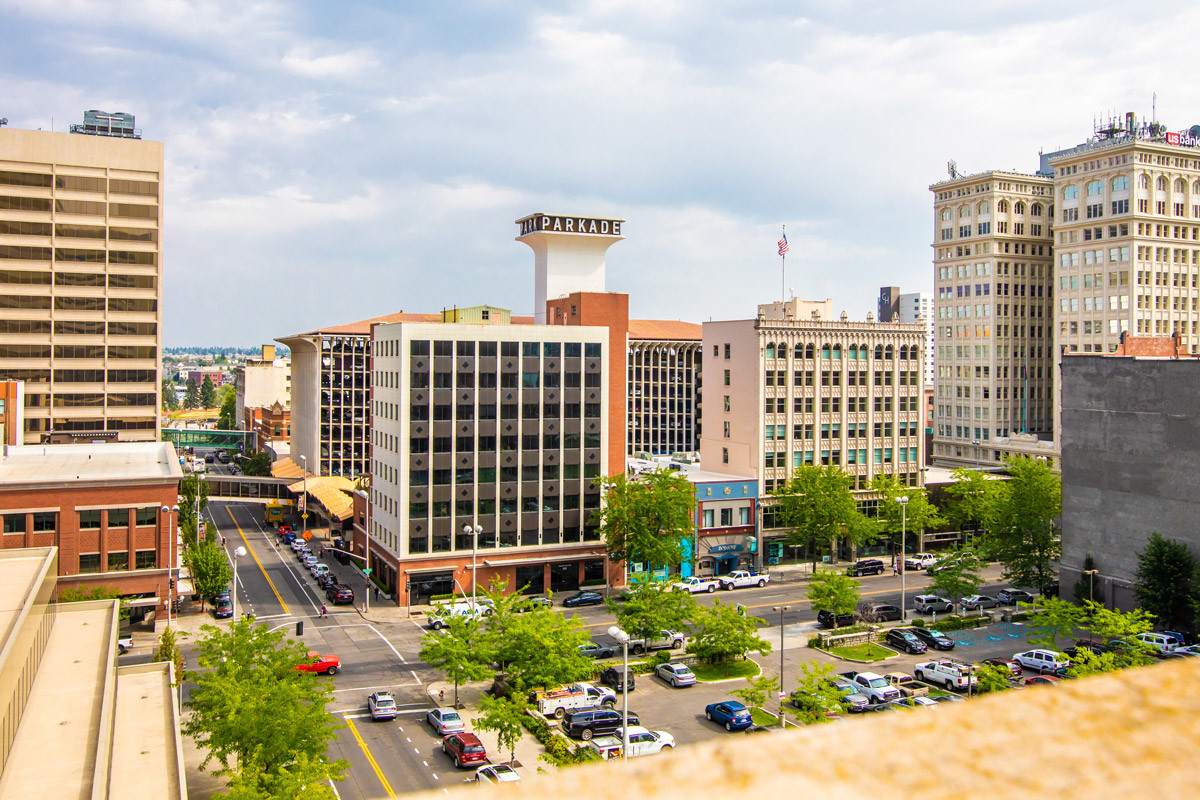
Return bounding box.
[515,212,625,324]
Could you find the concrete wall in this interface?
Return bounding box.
[1061,355,1200,608]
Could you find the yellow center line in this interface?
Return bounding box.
[225,506,290,615]
[343,714,396,798]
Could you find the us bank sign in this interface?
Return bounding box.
[516,213,624,237]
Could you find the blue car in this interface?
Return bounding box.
[705,700,753,731]
[562,591,604,608]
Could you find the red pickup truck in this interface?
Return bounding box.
[295,651,341,675]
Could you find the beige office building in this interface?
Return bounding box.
[234,344,291,428]
[0,119,163,443]
[928,170,1056,468]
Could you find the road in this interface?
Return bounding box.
[161,500,1021,799]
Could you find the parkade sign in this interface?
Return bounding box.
[516,213,624,237]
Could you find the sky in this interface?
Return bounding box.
[3,1,1199,346]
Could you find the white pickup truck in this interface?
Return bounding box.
[846,671,901,704]
[627,630,686,655]
[536,682,616,719]
[718,571,770,590]
[914,659,979,691]
[589,726,676,760]
[672,576,721,594]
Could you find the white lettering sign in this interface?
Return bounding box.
[517,214,623,237]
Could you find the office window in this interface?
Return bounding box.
[135,550,156,569]
[78,553,101,574]
[702,509,714,528]
[3,513,24,533]
[720,508,733,526]
[108,508,129,528]
[79,509,101,529]
[107,551,129,571]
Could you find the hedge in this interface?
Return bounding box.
[930,615,991,632]
[521,713,599,765]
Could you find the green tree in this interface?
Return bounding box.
[186,542,233,610]
[420,615,493,706]
[1133,532,1199,630]
[593,469,696,574]
[686,598,771,664]
[217,388,237,430]
[974,663,1012,694]
[984,456,1061,592]
[606,580,696,645]
[871,476,945,561]
[242,450,274,477]
[161,376,179,411]
[200,375,218,409]
[474,694,526,766]
[730,674,779,716]
[941,467,994,536]
[1083,601,1155,643]
[773,465,879,570]
[153,625,186,694]
[926,546,984,610]
[806,570,860,616]
[1022,596,1084,650]
[184,378,200,409]
[184,619,348,782]
[787,661,846,724]
[1072,553,1098,605]
[220,753,340,800]
[57,585,129,620]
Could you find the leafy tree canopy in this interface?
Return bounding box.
[200,375,219,409]
[186,541,233,608]
[419,615,493,706]
[871,475,945,540]
[1133,532,1199,631]
[594,469,696,571]
[606,579,696,643]
[686,598,770,664]
[1022,596,1084,650]
[806,570,860,616]
[773,465,879,569]
[926,546,985,607]
[984,456,1061,592]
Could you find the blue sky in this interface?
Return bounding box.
[3,1,1197,345]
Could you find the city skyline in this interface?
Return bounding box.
[3,1,1198,345]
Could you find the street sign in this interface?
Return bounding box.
[362,568,372,577]
[778,691,786,700]
[302,531,312,541]
[301,513,309,520]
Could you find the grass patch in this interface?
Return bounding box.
[928,687,951,697]
[829,642,893,662]
[690,660,761,681]
[750,707,778,726]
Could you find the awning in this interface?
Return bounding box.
[271,457,314,480]
[176,579,194,595]
[285,475,356,521]
[125,597,161,608]
[712,552,741,561]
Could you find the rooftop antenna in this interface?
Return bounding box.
[1153,92,1157,125]
[0,118,7,127]
[947,159,958,178]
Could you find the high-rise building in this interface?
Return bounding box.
[0,115,163,442]
[700,298,926,562]
[627,320,703,456]
[878,288,935,386]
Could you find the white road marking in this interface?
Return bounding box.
[406,738,411,743]
[333,685,424,695]
[422,761,428,767]
[432,774,439,781]
[414,747,420,754]
[327,779,341,798]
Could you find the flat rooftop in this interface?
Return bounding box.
[0,550,53,664]
[0,442,182,487]
[110,664,183,800]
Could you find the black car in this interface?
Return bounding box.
[910,626,956,651]
[1041,582,1059,598]
[517,597,553,612]
[316,574,336,590]
[599,664,636,691]
[1064,639,1114,658]
[816,609,856,629]
[885,628,927,654]
[563,591,604,608]
[562,708,641,741]
[326,584,355,604]
[848,559,886,577]
[866,604,902,622]
[580,643,616,659]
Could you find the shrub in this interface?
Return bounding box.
[912,618,926,628]
[930,615,990,632]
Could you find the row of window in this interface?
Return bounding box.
[763,369,922,387]
[0,246,156,265]
[758,394,920,415]
[408,463,602,485]
[0,221,157,242]
[0,320,156,336]
[764,420,922,440]
[762,447,921,468]
[398,339,603,358]
[407,370,601,390]
[0,269,157,289]
[409,494,601,518]
[0,171,158,196]
[0,344,156,359]
[407,526,602,553]
[77,550,158,573]
[760,343,918,361]
[0,196,158,217]
[700,507,751,527]
[407,432,603,452]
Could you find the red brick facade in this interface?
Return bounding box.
[1112,331,1199,358]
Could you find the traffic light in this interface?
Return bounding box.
[169,578,175,589]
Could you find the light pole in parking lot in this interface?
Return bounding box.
[607,625,631,761]
[772,606,789,727]
[232,546,247,621]
[161,504,180,628]
[463,524,482,609]
[897,495,909,620]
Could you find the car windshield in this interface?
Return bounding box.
[867,678,888,688]
[376,698,395,706]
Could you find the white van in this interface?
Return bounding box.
[1134,632,1177,655]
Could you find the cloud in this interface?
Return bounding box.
[281,46,378,79]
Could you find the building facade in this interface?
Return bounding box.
[627,320,703,457]
[879,288,935,386]
[0,120,163,442]
[368,321,615,603]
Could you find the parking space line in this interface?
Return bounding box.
[343,714,397,798]
[225,506,289,615]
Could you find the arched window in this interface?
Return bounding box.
[1014,201,1026,215]
[874,345,883,360]
[941,209,951,222]
[820,344,831,360]
[1193,180,1200,195]
[765,343,775,359]
[1063,186,1078,200]
[1157,176,1167,191]
[899,345,909,360]
[959,205,971,218]
[793,343,803,358]
[847,344,858,360]
[805,344,814,359]
[1112,176,1129,191]
[1086,180,1102,196]
[1049,204,1054,219]
[1139,174,1149,189]
[997,199,1009,213]
[831,344,841,360]
[1175,178,1187,193]
[884,345,894,360]
[1031,203,1042,216]
[977,201,990,215]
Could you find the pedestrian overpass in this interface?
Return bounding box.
[162,428,254,449]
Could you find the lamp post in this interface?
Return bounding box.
[299,454,308,543]
[607,626,631,761]
[195,474,206,542]
[161,504,179,628]
[772,605,789,727]
[364,496,371,613]
[231,546,247,621]
[463,524,482,609]
[897,495,909,620]
[1083,568,1099,604]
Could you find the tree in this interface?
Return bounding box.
[420,615,493,707]
[153,625,186,690]
[926,546,984,610]
[730,674,779,715]
[200,376,218,409]
[606,580,696,645]
[1023,596,1084,650]
[1133,532,1199,631]
[242,450,274,477]
[187,542,233,610]
[184,619,347,783]
[1083,601,1155,643]
[871,476,945,561]
[773,465,879,570]
[220,754,339,800]
[57,585,129,619]
[474,694,525,766]
[217,388,237,430]
[1072,553,1098,605]
[941,467,994,536]
[974,663,1012,694]
[184,378,200,409]
[686,598,771,664]
[161,377,180,411]
[593,469,695,575]
[787,662,846,724]
[984,456,1061,592]
[805,570,860,616]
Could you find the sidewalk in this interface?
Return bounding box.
[426,679,553,779]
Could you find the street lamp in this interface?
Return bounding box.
[463,524,482,609]
[161,504,179,628]
[607,626,631,761]
[232,546,247,621]
[299,454,308,544]
[772,606,790,727]
[1083,569,1099,604]
[195,474,206,542]
[897,495,909,620]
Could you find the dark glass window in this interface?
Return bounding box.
[434,340,453,356]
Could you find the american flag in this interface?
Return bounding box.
[778,233,789,256]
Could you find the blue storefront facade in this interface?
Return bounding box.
[685,473,758,578]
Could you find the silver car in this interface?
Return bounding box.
[655,662,697,687]
[961,594,1001,610]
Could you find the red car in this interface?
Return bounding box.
[442,732,487,768]
[295,651,341,675]
[1021,675,1059,688]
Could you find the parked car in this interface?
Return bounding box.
[562,708,641,741]
[1135,632,1178,656]
[829,678,871,712]
[885,628,928,655]
[518,597,552,611]
[563,591,604,608]
[427,707,466,736]
[904,553,938,570]
[931,694,966,704]
[1012,649,1070,674]
[1041,582,1059,598]
[589,726,675,759]
[998,589,1036,605]
[1021,675,1060,688]
[117,634,134,654]
[864,604,902,622]
[1175,644,1200,657]
[913,594,954,614]
[656,663,696,687]
[628,630,686,655]
[442,732,487,768]
[295,651,340,675]
[213,598,234,619]
[961,595,1001,611]
[913,660,977,691]
[848,559,885,577]
[910,627,956,651]
[310,563,330,578]
[301,554,319,569]
[475,764,520,785]
[846,671,901,704]
[368,691,398,720]
[718,570,770,590]
[705,700,753,731]
[883,672,930,698]
[816,609,857,629]
[579,642,616,659]
[673,576,721,593]
[316,574,336,590]
[1064,639,1113,659]
[599,664,636,691]
[536,683,616,719]
[982,658,1022,676]
[326,584,355,605]
[891,695,939,710]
